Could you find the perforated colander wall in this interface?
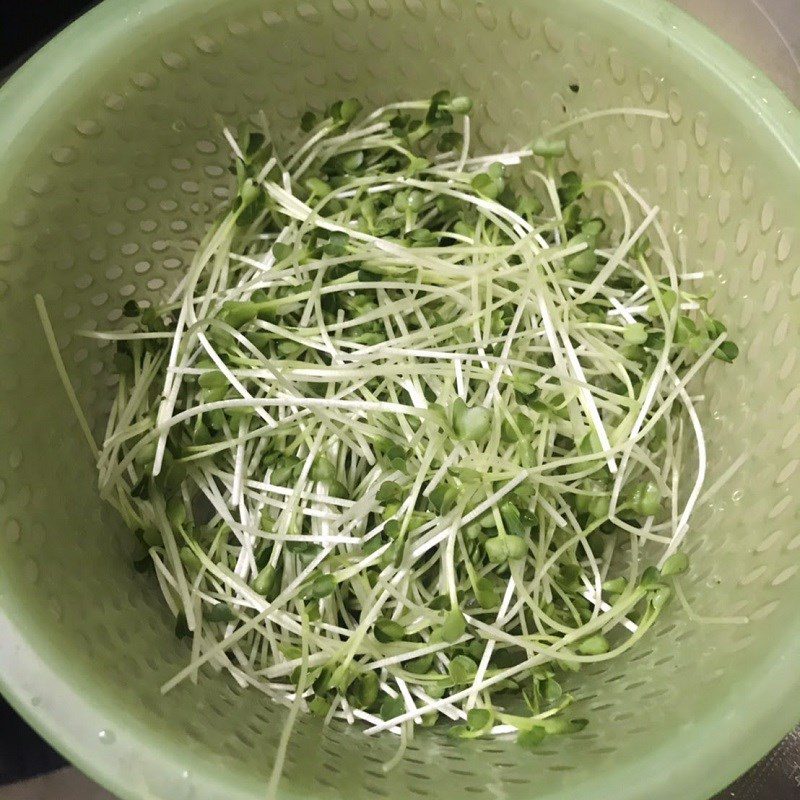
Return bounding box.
[0,1,798,799]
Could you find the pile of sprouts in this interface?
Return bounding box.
[40,91,741,775]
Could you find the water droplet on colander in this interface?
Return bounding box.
[194,34,220,54]
[0,244,19,263]
[27,175,53,195]
[76,119,102,138]
[672,223,683,236]
[24,559,38,584]
[172,119,186,133]
[9,448,23,469]
[5,518,21,543]
[98,729,116,744]
[104,93,125,112]
[51,147,77,166]
[731,489,743,503]
[181,770,190,780]
[132,72,158,90]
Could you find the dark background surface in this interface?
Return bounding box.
[0,0,98,783]
[0,0,798,796]
[0,1,99,70]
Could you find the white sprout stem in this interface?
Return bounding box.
[34,295,99,458]
[658,366,706,566]
[465,579,516,710]
[545,107,669,136]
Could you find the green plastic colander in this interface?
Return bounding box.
[0,1,799,799]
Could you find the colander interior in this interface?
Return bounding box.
[0,1,799,799]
